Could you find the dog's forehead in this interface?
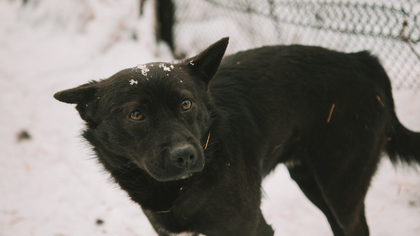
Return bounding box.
[99,62,195,105]
[105,62,186,88]
[131,62,181,80]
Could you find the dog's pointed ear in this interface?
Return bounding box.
[54,81,98,126]
[185,37,229,84]
[54,81,98,104]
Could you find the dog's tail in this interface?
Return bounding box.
[386,118,420,167]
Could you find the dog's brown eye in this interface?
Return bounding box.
[130,111,144,121]
[181,99,192,110]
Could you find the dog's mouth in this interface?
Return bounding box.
[174,172,194,180]
[145,164,204,182]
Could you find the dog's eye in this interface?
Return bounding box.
[181,99,192,111]
[130,110,144,121]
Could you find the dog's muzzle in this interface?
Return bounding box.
[145,143,204,181]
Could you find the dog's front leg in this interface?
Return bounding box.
[201,208,274,236]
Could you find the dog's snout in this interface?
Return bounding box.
[169,145,197,168]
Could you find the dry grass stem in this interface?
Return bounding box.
[376,95,385,108]
[205,131,211,149]
[327,103,335,123]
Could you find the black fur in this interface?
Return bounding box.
[54,37,420,236]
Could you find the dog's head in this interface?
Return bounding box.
[54,37,229,181]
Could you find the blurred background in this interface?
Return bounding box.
[0,0,419,235]
[172,0,420,90]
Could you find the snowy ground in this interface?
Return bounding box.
[1,1,420,236]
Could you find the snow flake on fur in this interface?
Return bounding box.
[135,64,150,76]
[129,79,138,85]
[159,63,174,72]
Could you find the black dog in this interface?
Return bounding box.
[54,38,420,236]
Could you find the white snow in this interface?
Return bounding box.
[135,64,150,77]
[159,63,173,72]
[1,1,419,236]
[129,79,138,85]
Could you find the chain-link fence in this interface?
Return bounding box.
[172,0,420,90]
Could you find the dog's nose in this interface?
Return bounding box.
[168,145,197,169]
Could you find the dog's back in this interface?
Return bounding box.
[212,45,403,174]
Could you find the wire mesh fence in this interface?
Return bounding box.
[172,0,420,90]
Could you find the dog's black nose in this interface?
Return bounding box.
[169,145,197,169]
